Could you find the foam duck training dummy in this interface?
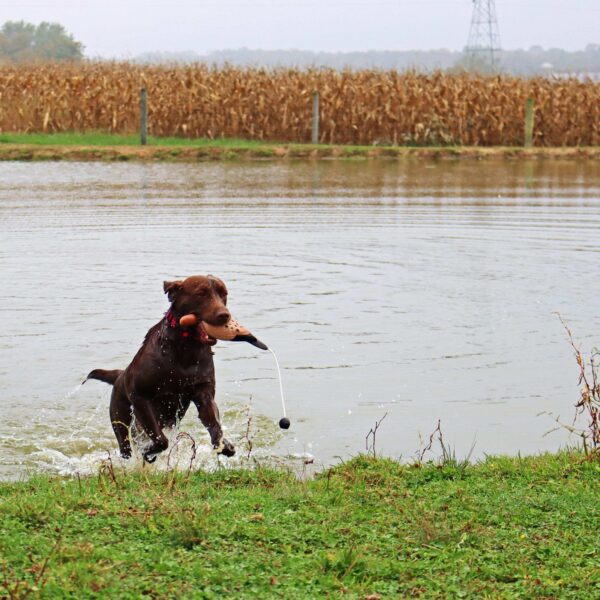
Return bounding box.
[179,314,268,351]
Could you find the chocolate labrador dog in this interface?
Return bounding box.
[86,275,236,462]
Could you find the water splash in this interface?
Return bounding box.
[1,368,295,480]
[65,383,84,399]
[62,383,108,443]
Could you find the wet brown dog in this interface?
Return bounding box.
[86,275,235,462]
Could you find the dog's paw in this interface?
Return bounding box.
[214,438,235,457]
[143,452,158,464]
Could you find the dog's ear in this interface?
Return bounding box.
[163,280,183,302]
[208,274,228,292]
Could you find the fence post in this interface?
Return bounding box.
[140,88,148,146]
[311,90,319,144]
[524,98,534,148]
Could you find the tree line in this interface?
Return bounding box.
[1,19,599,77]
[0,21,83,63]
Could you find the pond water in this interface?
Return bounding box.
[1,159,599,479]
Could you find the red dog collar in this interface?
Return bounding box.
[165,308,191,338]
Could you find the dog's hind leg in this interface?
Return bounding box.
[109,380,133,459]
[130,397,169,463]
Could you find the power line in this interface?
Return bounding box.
[465,0,501,69]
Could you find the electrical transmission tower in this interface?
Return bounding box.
[465,0,501,70]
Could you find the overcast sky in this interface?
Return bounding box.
[1,0,598,58]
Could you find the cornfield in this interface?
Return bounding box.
[0,62,599,146]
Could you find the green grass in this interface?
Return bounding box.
[0,133,598,164]
[0,131,448,152]
[0,132,274,148]
[1,451,599,598]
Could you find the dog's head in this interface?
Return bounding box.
[163,275,230,327]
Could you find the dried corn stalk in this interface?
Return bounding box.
[0,63,598,146]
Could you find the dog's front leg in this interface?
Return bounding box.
[194,386,235,457]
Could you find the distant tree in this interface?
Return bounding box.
[148,47,600,76]
[0,21,84,63]
[451,51,502,75]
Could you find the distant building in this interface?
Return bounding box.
[550,71,600,82]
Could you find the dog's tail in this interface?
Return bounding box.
[84,369,123,386]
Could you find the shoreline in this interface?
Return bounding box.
[1,142,600,162]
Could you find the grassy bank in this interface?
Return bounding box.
[1,452,599,598]
[0,133,599,162]
[0,132,271,148]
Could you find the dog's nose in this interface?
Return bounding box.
[215,310,230,325]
